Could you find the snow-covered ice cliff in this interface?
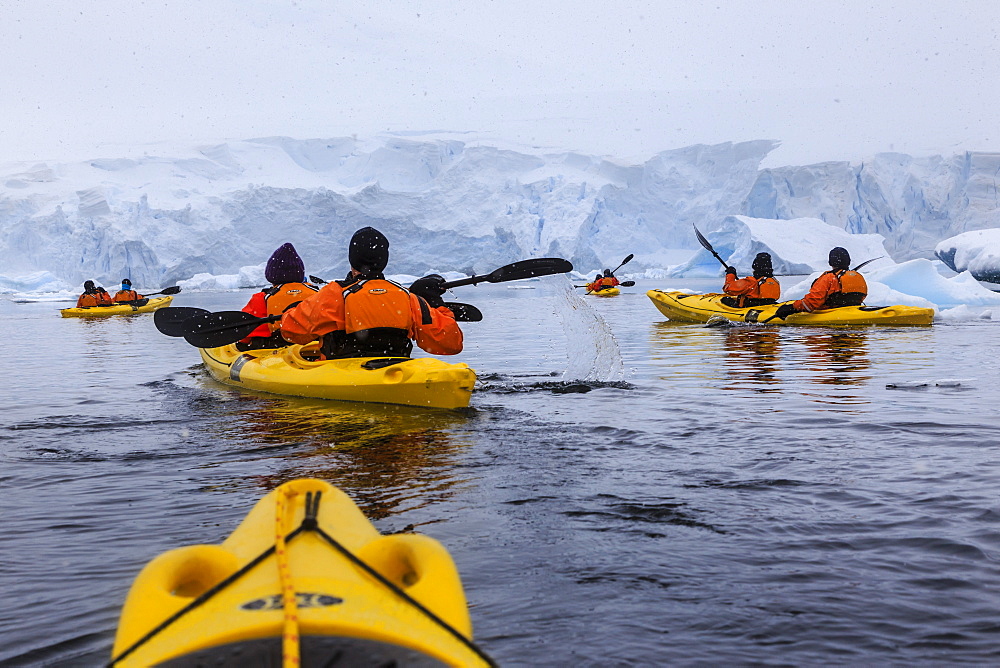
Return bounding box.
[2,135,1000,296]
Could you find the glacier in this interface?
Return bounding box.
[2,135,1000,314]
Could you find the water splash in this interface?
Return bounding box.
[554,280,625,382]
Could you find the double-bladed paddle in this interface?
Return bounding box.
[575,254,634,288]
[159,258,566,347]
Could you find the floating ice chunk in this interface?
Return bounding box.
[935,228,1000,282]
[937,304,994,320]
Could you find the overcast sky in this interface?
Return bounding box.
[3,1,1000,166]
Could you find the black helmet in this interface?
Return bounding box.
[83,280,95,292]
[121,278,132,287]
[751,252,773,278]
[603,269,612,277]
[595,274,602,281]
[349,227,390,275]
[829,247,851,270]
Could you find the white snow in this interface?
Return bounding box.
[3,136,1000,315]
[934,228,1000,282]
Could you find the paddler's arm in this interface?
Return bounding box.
[409,294,464,355]
[793,272,838,312]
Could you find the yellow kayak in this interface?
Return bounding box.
[587,287,620,297]
[110,478,494,667]
[648,290,935,326]
[60,295,174,317]
[199,343,476,409]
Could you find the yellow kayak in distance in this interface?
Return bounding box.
[199,343,476,409]
[587,287,620,297]
[647,290,935,326]
[110,478,494,667]
[60,295,174,318]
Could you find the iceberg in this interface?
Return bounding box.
[934,229,1000,282]
[668,215,892,278]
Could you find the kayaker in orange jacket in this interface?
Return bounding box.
[280,227,463,359]
[773,247,868,320]
[722,252,781,308]
[239,243,320,350]
[112,279,145,303]
[76,280,114,308]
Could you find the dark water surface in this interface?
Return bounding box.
[2,280,999,666]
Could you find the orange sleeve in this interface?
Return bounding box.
[723,274,756,296]
[240,291,270,340]
[409,294,464,355]
[279,283,346,344]
[794,273,838,312]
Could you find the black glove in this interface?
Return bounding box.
[725,266,737,277]
[409,274,447,308]
[773,303,797,320]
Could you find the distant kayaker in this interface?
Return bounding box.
[722,252,781,308]
[773,247,868,319]
[76,280,114,308]
[238,243,320,350]
[112,278,144,303]
[279,227,464,359]
[587,269,620,293]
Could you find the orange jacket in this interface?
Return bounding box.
[793,270,867,312]
[77,290,114,308]
[280,279,463,355]
[113,289,143,303]
[723,274,781,302]
[241,282,319,339]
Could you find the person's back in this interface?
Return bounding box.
[722,252,781,308]
[239,243,319,350]
[113,279,144,303]
[773,247,869,320]
[77,280,113,307]
[280,227,463,359]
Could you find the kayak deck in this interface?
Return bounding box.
[60,295,173,317]
[199,343,476,409]
[110,479,491,667]
[647,290,935,326]
[587,287,620,297]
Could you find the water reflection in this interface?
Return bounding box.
[720,328,782,392]
[797,330,871,387]
[207,392,476,520]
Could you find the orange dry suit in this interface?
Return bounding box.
[588,276,619,292]
[793,269,868,312]
[280,274,463,359]
[113,289,144,303]
[239,281,320,349]
[722,274,781,308]
[76,288,114,308]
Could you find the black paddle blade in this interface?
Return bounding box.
[441,257,573,289]
[693,225,713,252]
[619,280,636,287]
[308,275,328,284]
[444,302,483,322]
[154,306,210,337]
[159,285,182,295]
[181,311,278,348]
